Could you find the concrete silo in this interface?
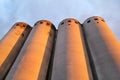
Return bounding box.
[83,16,120,80]
[0,22,32,80]
[51,18,92,80]
[5,20,56,80]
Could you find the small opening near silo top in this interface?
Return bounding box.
[94,18,98,20]
[75,21,78,24]
[68,20,71,22]
[16,23,19,26]
[23,25,26,27]
[61,22,64,25]
[101,19,105,22]
[40,21,43,24]
[87,20,90,23]
[46,22,50,26]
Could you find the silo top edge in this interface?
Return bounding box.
[13,22,32,28]
[83,16,105,24]
[58,18,81,27]
[34,20,56,30]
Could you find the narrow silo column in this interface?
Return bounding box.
[5,20,56,80]
[83,16,120,80]
[0,22,32,80]
[51,18,91,80]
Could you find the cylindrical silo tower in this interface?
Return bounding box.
[0,22,32,80]
[51,18,92,80]
[83,16,120,80]
[5,20,56,80]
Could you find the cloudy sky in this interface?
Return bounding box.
[0,0,120,41]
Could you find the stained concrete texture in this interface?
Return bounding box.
[83,16,120,80]
[0,22,32,80]
[5,20,56,80]
[51,18,91,80]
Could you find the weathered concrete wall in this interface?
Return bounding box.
[5,20,56,80]
[0,22,32,80]
[51,18,91,80]
[83,16,120,80]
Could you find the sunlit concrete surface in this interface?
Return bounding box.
[83,16,120,80]
[5,20,56,80]
[0,22,32,80]
[51,18,91,80]
[1,17,120,80]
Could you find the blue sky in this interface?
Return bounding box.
[0,0,120,41]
